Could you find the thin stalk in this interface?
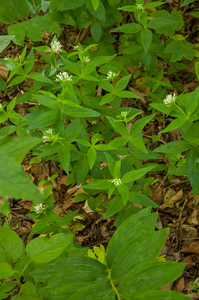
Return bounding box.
[108,270,121,300]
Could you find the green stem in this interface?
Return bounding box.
[109,271,121,300]
[174,103,187,118]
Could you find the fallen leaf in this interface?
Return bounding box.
[182,241,199,254]
[174,276,185,292]
[187,209,199,225]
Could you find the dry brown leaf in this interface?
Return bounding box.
[187,209,199,225]
[182,241,199,254]
[186,293,199,299]
[163,188,176,203]
[182,225,198,239]
[59,175,68,185]
[174,277,185,292]
[18,200,34,210]
[181,255,195,270]
[160,281,173,290]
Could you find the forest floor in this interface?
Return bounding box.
[1,1,199,298]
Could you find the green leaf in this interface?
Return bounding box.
[90,22,102,42]
[183,121,199,145]
[122,166,155,184]
[111,229,168,281]
[0,150,44,202]
[33,15,61,34]
[165,40,196,62]
[26,233,73,263]
[160,117,187,133]
[130,114,156,137]
[120,261,185,298]
[63,102,100,118]
[8,23,26,46]
[26,72,54,85]
[91,0,99,10]
[186,86,199,116]
[0,200,10,216]
[148,10,184,36]
[82,179,109,190]
[154,140,193,153]
[7,76,25,88]
[106,211,157,267]
[27,110,58,130]
[140,28,152,53]
[0,227,24,263]
[62,0,86,10]
[117,184,129,205]
[181,0,195,7]
[10,0,29,19]
[186,147,199,191]
[129,192,159,207]
[0,263,14,279]
[111,23,142,33]
[0,136,42,164]
[0,35,15,53]
[59,145,70,175]
[116,91,139,98]
[0,0,18,23]
[98,81,114,93]
[104,196,124,219]
[195,61,199,81]
[130,137,148,154]
[131,290,189,300]
[76,157,89,185]
[87,147,97,170]
[144,2,166,9]
[115,74,132,92]
[87,0,106,22]
[107,116,129,137]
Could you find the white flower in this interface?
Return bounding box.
[42,129,53,142]
[56,71,73,82]
[164,93,177,107]
[136,3,144,10]
[107,71,117,80]
[74,45,78,50]
[34,203,44,213]
[121,111,128,118]
[109,178,122,187]
[51,40,62,54]
[82,56,90,63]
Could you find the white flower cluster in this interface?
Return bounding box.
[74,45,79,50]
[42,129,53,142]
[34,203,45,213]
[109,178,122,187]
[82,56,90,63]
[121,111,128,118]
[51,40,62,54]
[164,93,177,107]
[56,71,73,82]
[107,71,117,80]
[136,3,144,10]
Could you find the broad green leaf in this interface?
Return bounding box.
[7,76,25,88]
[183,122,199,145]
[0,0,18,23]
[63,103,100,118]
[111,229,168,281]
[91,0,99,10]
[59,145,70,175]
[33,15,61,34]
[160,117,187,133]
[107,116,129,137]
[115,74,132,93]
[0,281,18,297]
[148,10,184,36]
[144,2,166,9]
[186,147,199,191]
[98,81,114,93]
[154,140,193,153]
[87,147,97,170]
[67,282,113,300]
[0,200,10,216]
[8,23,26,46]
[105,153,116,177]
[27,110,58,130]
[117,184,129,205]
[87,0,106,22]
[181,0,195,7]
[76,157,89,185]
[111,23,142,33]
[32,94,59,109]
[90,22,102,42]
[10,0,29,19]
[0,136,42,164]
[129,192,159,207]
[130,137,148,154]
[21,20,43,42]
[116,90,139,98]
[24,48,35,75]
[108,137,129,148]
[12,282,43,300]
[130,114,155,137]
[99,93,114,105]
[0,150,44,202]
[62,0,86,10]
[61,57,80,76]
[106,211,157,267]
[131,290,189,300]
[165,40,196,62]
[186,86,199,116]
[0,35,15,52]
[122,166,155,184]
[195,61,199,81]
[120,261,185,298]
[26,233,73,263]
[82,180,109,190]
[140,28,153,54]
[104,196,124,219]
[26,72,54,85]
[0,263,14,279]
[0,227,24,263]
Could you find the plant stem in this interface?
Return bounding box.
[108,271,121,300]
